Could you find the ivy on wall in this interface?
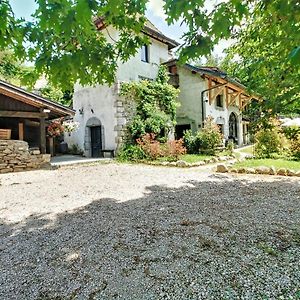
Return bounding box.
[120,66,179,142]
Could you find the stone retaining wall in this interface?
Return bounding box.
[0,140,51,173]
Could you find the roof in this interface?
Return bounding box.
[0,80,75,118]
[94,17,179,50]
[164,59,247,90]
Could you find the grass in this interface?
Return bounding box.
[179,154,213,163]
[238,145,254,155]
[234,158,300,171]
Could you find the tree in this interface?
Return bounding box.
[0,0,299,91]
[221,0,300,116]
[0,49,72,106]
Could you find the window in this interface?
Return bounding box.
[216,94,223,108]
[141,44,149,63]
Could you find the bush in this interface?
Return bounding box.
[183,117,223,155]
[137,133,162,160]
[254,129,284,158]
[290,134,300,160]
[283,126,300,140]
[183,129,199,154]
[226,141,235,156]
[197,117,223,154]
[68,144,84,156]
[136,133,187,161]
[117,144,146,162]
[163,139,187,161]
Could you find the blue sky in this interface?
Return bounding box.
[9,0,230,57]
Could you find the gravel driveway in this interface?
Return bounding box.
[0,163,300,299]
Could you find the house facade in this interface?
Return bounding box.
[164,60,255,146]
[66,21,179,157]
[66,20,255,158]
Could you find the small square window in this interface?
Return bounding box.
[216,94,223,108]
[141,44,149,63]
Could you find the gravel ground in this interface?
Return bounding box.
[0,162,300,299]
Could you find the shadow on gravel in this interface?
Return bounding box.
[1,177,300,299]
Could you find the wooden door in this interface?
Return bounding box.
[90,126,102,158]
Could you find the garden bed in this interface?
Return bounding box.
[146,153,235,168]
[217,158,300,177]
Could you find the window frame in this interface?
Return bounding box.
[141,44,150,63]
[216,94,224,108]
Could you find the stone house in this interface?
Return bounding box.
[66,20,256,157]
[164,60,257,146]
[66,21,179,157]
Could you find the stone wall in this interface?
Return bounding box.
[0,140,51,173]
[114,93,137,153]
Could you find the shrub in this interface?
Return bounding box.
[254,129,284,158]
[183,117,223,155]
[135,133,187,161]
[283,126,300,140]
[290,134,300,160]
[164,139,187,160]
[117,144,146,162]
[226,141,235,156]
[68,144,84,156]
[183,129,199,154]
[137,133,162,160]
[197,117,223,155]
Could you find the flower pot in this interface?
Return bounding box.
[0,129,11,140]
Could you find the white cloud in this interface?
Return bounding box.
[147,0,167,19]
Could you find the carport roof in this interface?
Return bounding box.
[0,79,75,119]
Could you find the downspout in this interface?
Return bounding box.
[201,82,228,128]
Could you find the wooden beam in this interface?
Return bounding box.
[225,86,229,108]
[241,97,252,110]
[228,91,242,107]
[211,85,225,104]
[18,122,24,140]
[208,77,212,104]
[239,93,242,109]
[40,117,46,154]
[0,110,48,118]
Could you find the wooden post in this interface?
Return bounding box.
[18,122,24,140]
[40,117,46,154]
[49,137,54,156]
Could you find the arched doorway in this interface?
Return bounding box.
[229,113,238,142]
[85,117,104,158]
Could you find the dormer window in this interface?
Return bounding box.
[141,44,149,63]
[216,94,224,108]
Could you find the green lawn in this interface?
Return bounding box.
[238,145,254,155]
[234,158,300,171]
[180,154,213,163]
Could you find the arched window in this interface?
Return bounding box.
[229,113,238,139]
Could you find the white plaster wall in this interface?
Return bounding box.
[205,98,243,145]
[65,84,117,156]
[176,67,207,130]
[104,26,170,81]
[175,66,244,146]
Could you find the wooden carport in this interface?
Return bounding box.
[0,80,75,154]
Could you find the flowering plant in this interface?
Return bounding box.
[47,119,80,137]
[47,118,64,137]
[62,120,80,133]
